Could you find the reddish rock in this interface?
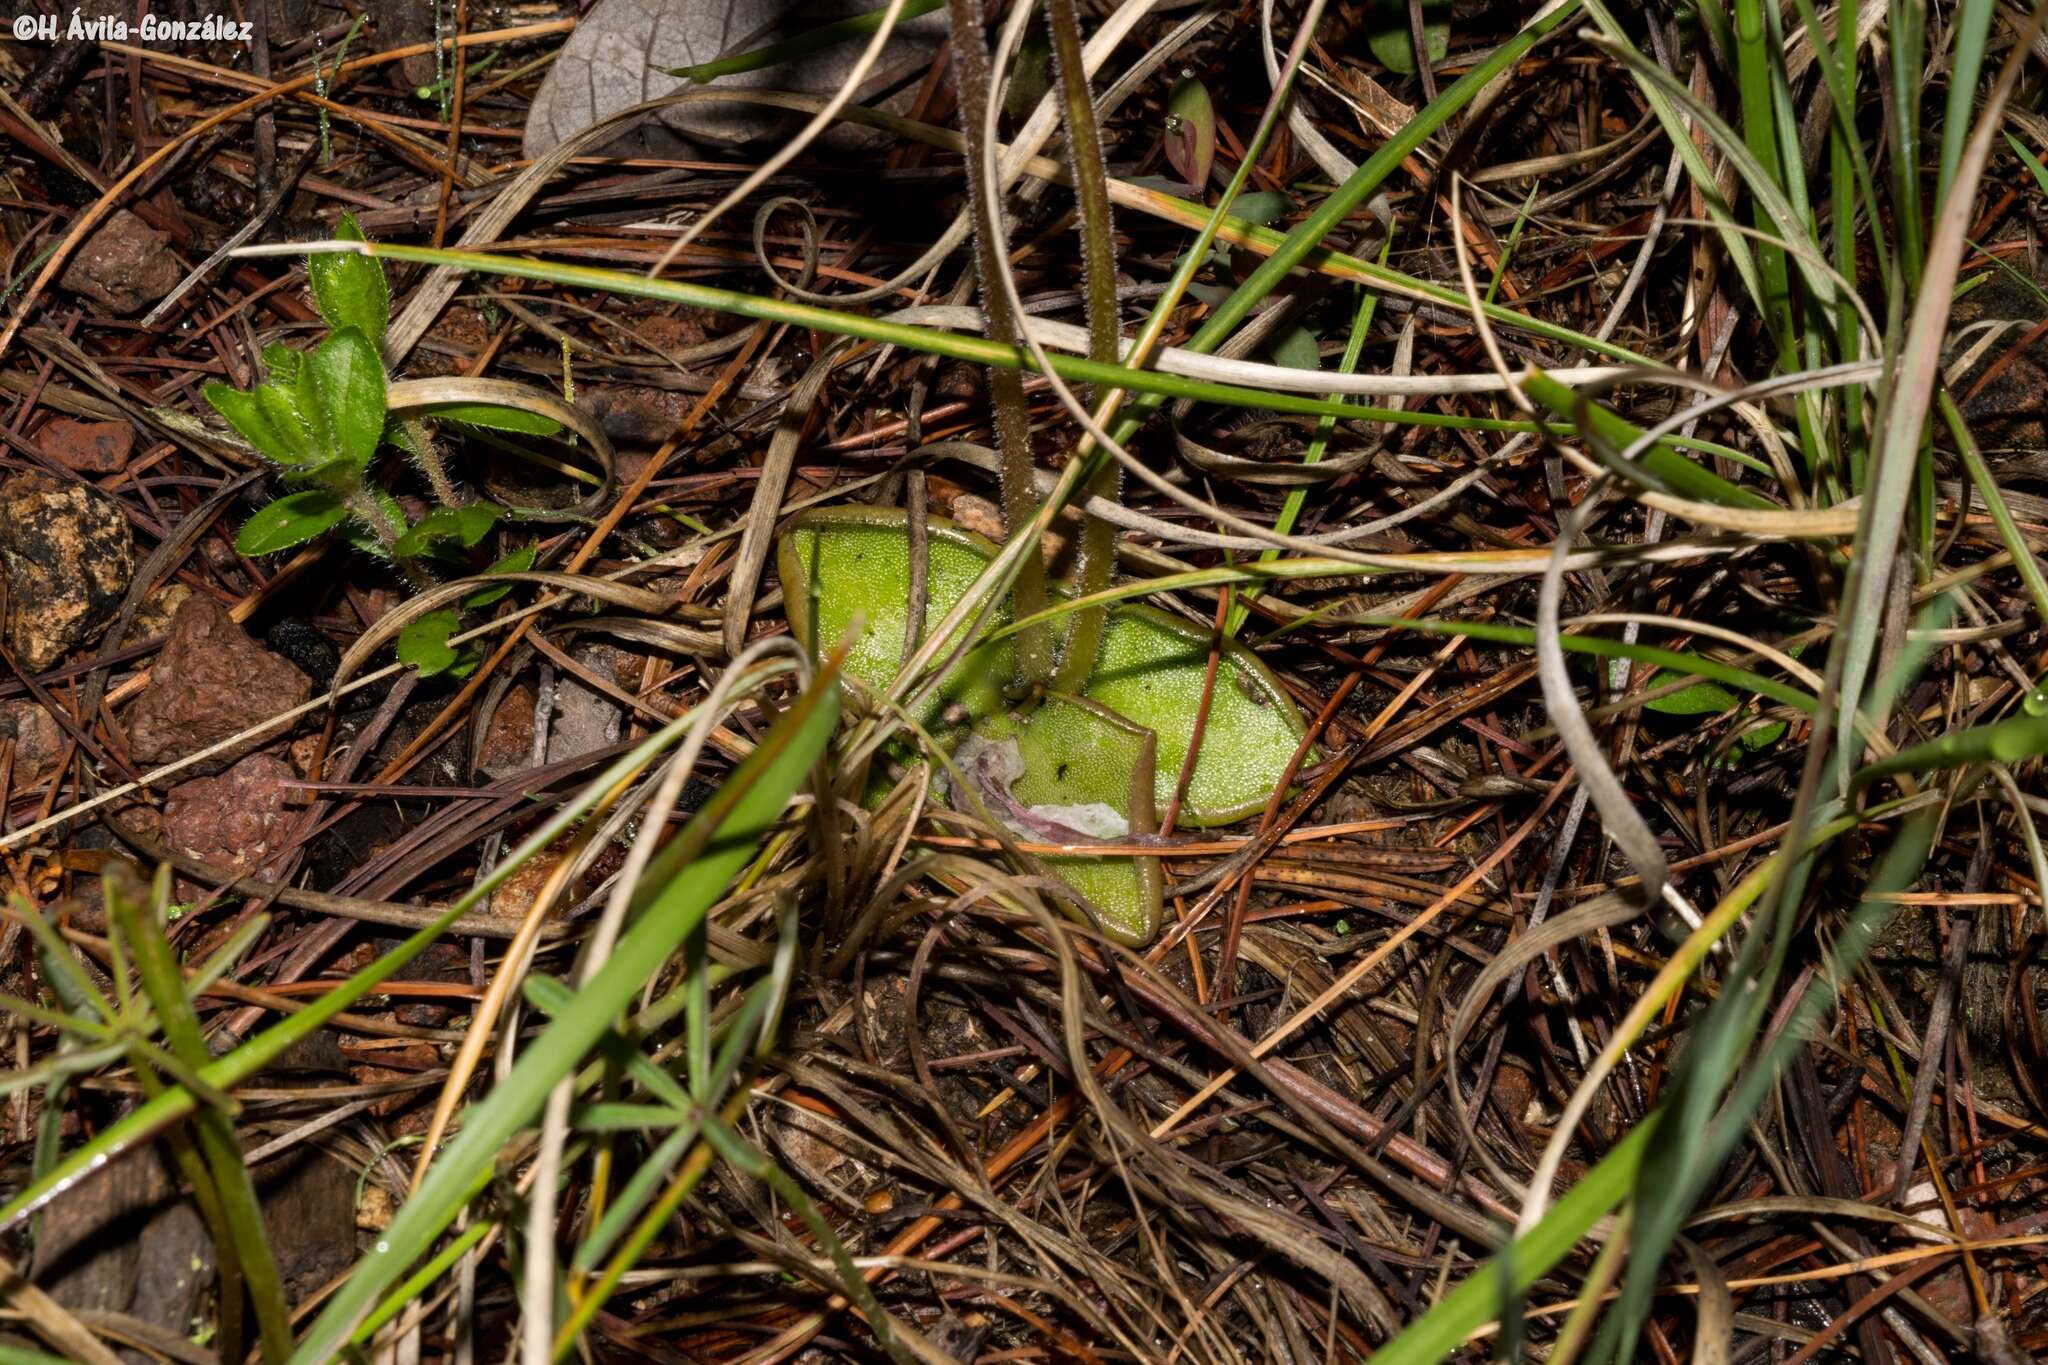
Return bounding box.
[635,311,709,351]
[161,753,299,881]
[0,701,64,774]
[37,418,133,474]
[126,595,311,774]
[59,210,182,315]
[585,385,690,446]
[0,470,135,671]
[476,683,537,778]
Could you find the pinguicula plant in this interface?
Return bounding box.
[777,0,1309,946]
[205,214,607,675]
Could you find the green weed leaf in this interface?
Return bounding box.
[418,401,563,436]
[392,502,503,559]
[206,382,306,466]
[307,211,390,345]
[235,489,349,556]
[1366,0,1450,75]
[1164,73,1216,188]
[464,545,537,608]
[306,326,387,469]
[1643,675,1739,716]
[260,343,303,385]
[397,609,462,677]
[1266,323,1322,371]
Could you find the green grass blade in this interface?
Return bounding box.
[670,0,944,82]
[0,717,723,1236]
[1364,1122,1650,1364]
[105,869,294,1363]
[1853,709,2048,795]
[1518,370,1776,506]
[1603,807,1938,1360]
[287,660,842,1364]
[308,242,1560,432]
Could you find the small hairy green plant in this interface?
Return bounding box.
[206,214,565,674]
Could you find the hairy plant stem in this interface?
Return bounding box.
[348,487,436,591]
[946,0,1050,685]
[1044,0,1120,695]
[400,415,461,507]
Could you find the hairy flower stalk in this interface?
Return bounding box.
[946,0,1051,684]
[1045,0,1122,693]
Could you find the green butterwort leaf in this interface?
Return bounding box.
[235,489,349,556]
[1643,675,1739,716]
[977,695,1164,944]
[777,507,1017,730]
[1082,600,1305,824]
[1229,191,1290,227]
[1366,0,1450,75]
[306,211,390,345]
[206,382,304,465]
[1164,73,1215,189]
[397,609,462,677]
[777,507,1306,827]
[418,401,563,436]
[306,326,387,470]
[392,502,503,559]
[1266,323,1322,371]
[464,545,537,608]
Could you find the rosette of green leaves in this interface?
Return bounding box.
[207,213,396,557]
[208,326,388,556]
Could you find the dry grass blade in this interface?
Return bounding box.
[1835,8,2040,754]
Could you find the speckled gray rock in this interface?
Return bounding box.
[127,594,312,773]
[0,470,135,672]
[521,0,945,160]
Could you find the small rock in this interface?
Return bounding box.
[289,733,324,776]
[547,645,626,766]
[933,361,982,401]
[0,470,136,671]
[58,209,183,314]
[636,311,709,351]
[265,618,341,689]
[940,492,1077,567]
[355,1183,395,1232]
[37,417,134,474]
[946,493,1004,542]
[0,700,64,774]
[586,385,690,446]
[162,752,299,882]
[126,595,312,773]
[476,683,538,779]
[488,847,570,918]
[131,582,191,640]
